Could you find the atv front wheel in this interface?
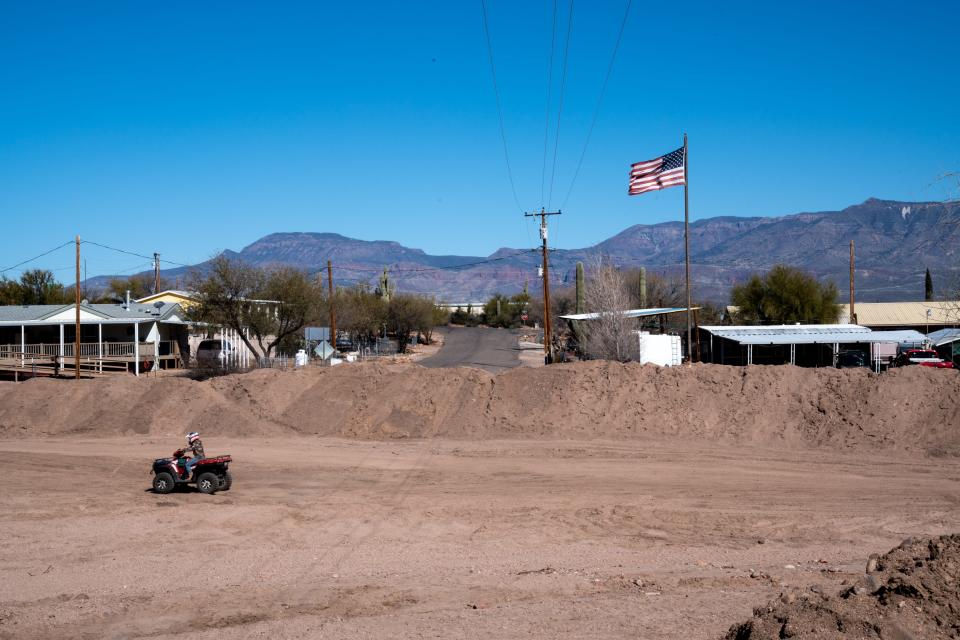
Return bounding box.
[153,472,176,494]
[219,471,232,492]
[197,472,219,495]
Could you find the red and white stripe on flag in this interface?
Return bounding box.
[629,146,686,196]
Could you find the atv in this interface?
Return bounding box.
[152,448,233,495]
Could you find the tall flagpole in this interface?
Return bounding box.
[683,133,692,364]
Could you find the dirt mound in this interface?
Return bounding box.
[0,361,958,452]
[723,535,960,639]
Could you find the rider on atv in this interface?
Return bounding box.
[183,432,205,476]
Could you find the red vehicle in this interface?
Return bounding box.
[894,349,956,369]
[152,449,233,494]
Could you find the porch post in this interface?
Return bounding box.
[134,322,140,377]
[20,324,25,357]
[152,321,160,372]
[59,323,64,365]
[98,323,103,373]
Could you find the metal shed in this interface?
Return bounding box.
[698,324,927,369]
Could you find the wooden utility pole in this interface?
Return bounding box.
[327,260,337,349]
[849,240,856,324]
[75,235,81,379]
[153,253,161,294]
[683,133,692,364]
[525,208,561,363]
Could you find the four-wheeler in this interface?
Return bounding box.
[894,348,956,369]
[152,448,233,494]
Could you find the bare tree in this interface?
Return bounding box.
[582,259,636,362]
[188,256,323,361]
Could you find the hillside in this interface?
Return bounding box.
[92,198,960,303]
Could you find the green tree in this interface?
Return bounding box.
[336,285,388,347]
[19,269,67,304]
[108,273,169,301]
[730,264,840,325]
[0,276,24,304]
[925,268,934,301]
[387,294,433,353]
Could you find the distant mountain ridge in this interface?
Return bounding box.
[92,198,960,303]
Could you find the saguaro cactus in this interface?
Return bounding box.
[639,266,647,308]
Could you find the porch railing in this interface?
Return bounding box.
[0,342,172,359]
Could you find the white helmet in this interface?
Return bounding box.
[187,432,200,444]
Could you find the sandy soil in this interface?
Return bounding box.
[2,362,958,456]
[2,436,959,639]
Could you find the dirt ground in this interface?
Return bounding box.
[2,436,959,639]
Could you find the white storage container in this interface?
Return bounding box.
[635,331,682,366]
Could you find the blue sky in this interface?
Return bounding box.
[1,1,957,279]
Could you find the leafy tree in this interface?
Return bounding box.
[336,285,388,347]
[19,269,67,304]
[730,264,840,325]
[483,288,533,328]
[108,274,169,301]
[0,276,24,305]
[387,294,433,353]
[925,268,934,301]
[188,256,323,360]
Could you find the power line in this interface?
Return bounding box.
[540,0,558,206]
[0,240,73,274]
[546,0,574,209]
[480,0,525,213]
[81,240,192,268]
[560,0,633,209]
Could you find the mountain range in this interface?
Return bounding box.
[97,198,960,303]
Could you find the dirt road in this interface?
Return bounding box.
[2,437,957,639]
[419,326,521,373]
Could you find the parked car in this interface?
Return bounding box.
[195,339,235,364]
[836,350,869,369]
[894,348,955,369]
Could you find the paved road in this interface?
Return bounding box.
[419,326,522,374]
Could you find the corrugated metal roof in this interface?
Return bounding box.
[560,307,695,321]
[838,301,960,326]
[927,328,960,346]
[700,324,926,345]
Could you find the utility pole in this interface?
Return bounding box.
[75,236,81,380]
[327,260,337,350]
[849,240,856,324]
[525,208,561,363]
[153,253,161,294]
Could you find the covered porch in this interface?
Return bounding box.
[0,316,189,379]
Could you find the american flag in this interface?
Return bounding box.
[629,146,686,195]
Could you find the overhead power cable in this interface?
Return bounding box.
[560,0,632,209]
[81,240,191,268]
[0,240,74,274]
[480,0,525,213]
[540,0,558,205]
[546,0,575,209]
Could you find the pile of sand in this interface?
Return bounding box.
[723,535,960,639]
[0,361,957,453]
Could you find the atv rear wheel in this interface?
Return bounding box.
[197,472,219,495]
[219,471,232,491]
[153,471,176,494]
